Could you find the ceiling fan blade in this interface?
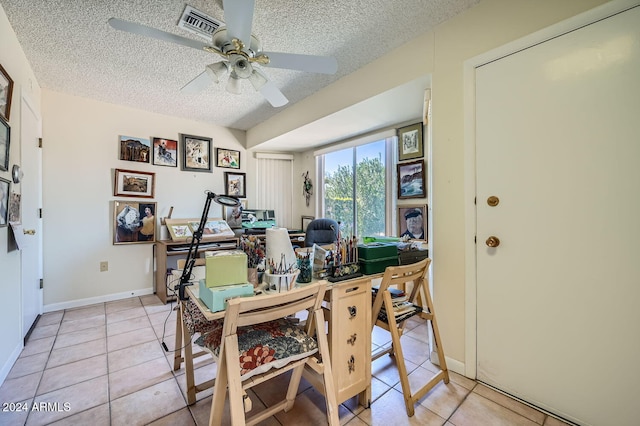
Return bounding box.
[262,52,338,75]
[259,81,289,107]
[108,18,210,51]
[222,0,254,46]
[180,70,214,94]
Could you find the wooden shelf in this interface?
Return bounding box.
[154,236,239,304]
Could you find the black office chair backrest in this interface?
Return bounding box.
[304,218,339,247]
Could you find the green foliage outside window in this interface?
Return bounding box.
[324,155,385,238]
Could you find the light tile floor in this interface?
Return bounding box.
[0,295,572,426]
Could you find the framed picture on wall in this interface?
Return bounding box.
[224,172,246,198]
[397,204,427,241]
[119,135,151,163]
[397,159,426,199]
[114,168,155,198]
[0,117,9,172]
[0,64,14,122]
[152,137,178,167]
[180,133,212,172]
[0,177,9,227]
[216,148,240,169]
[222,199,247,229]
[113,200,156,244]
[301,215,315,232]
[397,122,423,161]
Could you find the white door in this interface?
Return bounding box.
[476,6,640,426]
[20,95,43,338]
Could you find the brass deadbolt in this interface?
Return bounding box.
[485,236,500,247]
[23,229,36,235]
[487,196,500,206]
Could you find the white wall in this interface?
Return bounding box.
[0,5,42,382]
[247,0,611,371]
[41,90,248,309]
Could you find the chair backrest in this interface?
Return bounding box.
[371,258,431,325]
[304,218,339,247]
[224,282,327,333]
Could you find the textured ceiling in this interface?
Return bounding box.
[2,0,479,133]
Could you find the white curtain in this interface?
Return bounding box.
[255,153,293,228]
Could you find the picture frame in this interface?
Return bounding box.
[8,191,20,224]
[0,64,14,122]
[165,217,235,242]
[0,177,9,227]
[180,133,212,172]
[119,135,151,163]
[114,168,155,198]
[224,172,246,198]
[216,148,240,169]
[397,204,428,241]
[113,200,157,244]
[152,137,178,167]
[397,159,426,199]
[222,199,247,229]
[397,122,423,161]
[301,215,315,232]
[0,117,9,172]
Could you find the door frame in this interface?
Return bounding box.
[462,0,638,379]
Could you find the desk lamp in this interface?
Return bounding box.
[178,191,241,300]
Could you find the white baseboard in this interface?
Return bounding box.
[43,288,154,312]
[0,342,24,386]
[431,351,467,377]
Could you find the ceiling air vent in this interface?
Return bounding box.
[177,5,223,40]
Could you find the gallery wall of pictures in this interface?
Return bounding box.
[396,121,428,241]
[113,133,246,245]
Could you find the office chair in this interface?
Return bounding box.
[304,218,339,247]
[371,258,449,417]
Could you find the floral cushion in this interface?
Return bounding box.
[196,316,318,380]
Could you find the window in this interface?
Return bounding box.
[318,134,395,238]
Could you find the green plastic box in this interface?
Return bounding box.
[358,242,399,274]
[205,250,247,288]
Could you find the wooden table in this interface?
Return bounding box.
[174,273,382,407]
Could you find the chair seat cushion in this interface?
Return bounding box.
[196,316,318,381]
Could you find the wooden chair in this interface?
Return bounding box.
[371,258,449,417]
[207,281,339,425]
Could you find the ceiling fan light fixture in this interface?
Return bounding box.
[248,69,268,91]
[226,71,242,94]
[229,54,253,79]
[206,61,229,83]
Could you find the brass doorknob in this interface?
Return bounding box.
[23,229,36,235]
[485,236,500,247]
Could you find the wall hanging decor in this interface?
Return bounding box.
[302,170,313,207]
[113,200,157,244]
[152,137,178,167]
[397,159,426,199]
[119,135,151,163]
[397,204,428,241]
[180,133,212,172]
[0,64,13,122]
[397,122,423,161]
[216,148,240,169]
[0,177,9,227]
[0,118,9,171]
[114,168,155,198]
[224,172,246,198]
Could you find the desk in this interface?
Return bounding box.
[175,273,382,407]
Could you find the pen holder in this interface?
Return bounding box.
[264,270,299,293]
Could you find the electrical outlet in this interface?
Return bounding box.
[100,261,108,272]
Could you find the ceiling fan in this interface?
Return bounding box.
[108,0,338,107]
